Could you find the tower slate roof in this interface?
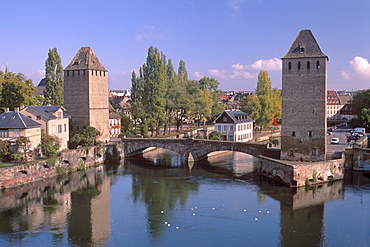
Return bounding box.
[0,111,41,129]
[64,47,107,71]
[282,29,328,60]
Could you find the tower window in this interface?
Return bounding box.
[316,61,320,69]
[307,61,310,70]
[299,47,305,52]
[298,62,301,70]
[308,131,313,137]
[292,131,296,137]
[288,62,292,70]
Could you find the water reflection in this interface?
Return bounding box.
[0,149,369,246]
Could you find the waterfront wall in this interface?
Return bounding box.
[0,145,121,189]
[257,155,344,187]
[344,147,370,171]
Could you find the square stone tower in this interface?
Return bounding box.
[64,47,109,142]
[281,30,328,161]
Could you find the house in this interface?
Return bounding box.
[109,112,121,137]
[213,110,254,142]
[20,106,69,150]
[0,108,42,153]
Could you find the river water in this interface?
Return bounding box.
[0,149,369,247]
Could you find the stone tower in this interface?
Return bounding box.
[281,30,328,161]
[64,47,109,142]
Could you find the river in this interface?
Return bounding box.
[0,149,369,247]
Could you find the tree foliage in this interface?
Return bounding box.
[0,72,42,111]
[70,126,101,147]
[16,136,30,162]
[40,129,60,157]
[131,46,226,136]
[0,140,9,160]
[44,48,64,106]
[350,89,370,129]
[241,71,281,128]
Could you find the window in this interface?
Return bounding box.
[58,125,62,133]
[288,62,292,70]
[223,117,227,122]
[64,124,67,132]
[316,61,320,69]
[289,150,294,156]
[298,62,301,70]
[230,126,234,131]
[14,129,20,137]
[311,148,318,156]
[0,130,8,137]
[37,116,41,120]
[223,125,228,131]
[307,61,310,70]
[291,131,296,137]
[27,129,30,137]
[308,131,313,137]
[217,125,221,131]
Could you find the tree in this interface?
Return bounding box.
[0,72,42,111]
[209,131,221,140]
[70,126,101,147]
[120,114,134,134]
[350,89,370,129]
[44,48,64,106]
[40,129,60,157]
[241,71,279,128]
[0,140,9,160]
[16,136,31,162]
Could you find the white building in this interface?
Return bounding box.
[213,110,254,142]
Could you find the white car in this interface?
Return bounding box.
[330,138,339,144]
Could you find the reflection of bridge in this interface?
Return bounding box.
[121,138,268,161]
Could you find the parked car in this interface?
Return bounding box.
[330,138,339,144]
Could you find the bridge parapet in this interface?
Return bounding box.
[121,138,268,161]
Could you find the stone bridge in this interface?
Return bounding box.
[121,138,268,162]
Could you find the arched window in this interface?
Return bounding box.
[288,62,292,70]
[298,62,301,70]
[316,61,320,69]
[307,61,310,70]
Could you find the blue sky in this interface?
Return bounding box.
[1,0,369,91]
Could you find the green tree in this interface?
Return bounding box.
[16,136,30,162]
[209,131,221,140]
[70,126,101,147]
[241,71,278,128]
[120,114,134,134]
[0,72,42,111]
[0,140,9,160]
[350,89,370,129]
[44,48,64,106]
[40,130,60,157]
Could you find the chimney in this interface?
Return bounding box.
[14,107,19,112]
[5,108,9,113]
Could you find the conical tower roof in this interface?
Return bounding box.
[64,47,107,71]
[282,29,328,60]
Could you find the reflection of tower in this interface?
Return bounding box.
[68,172,111,246]
[280,204,325,246]
[64,47,109,142]
[281,30,328,161]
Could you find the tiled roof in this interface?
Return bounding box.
[37,78,47,87]
[225,110,254,123]
[0,111,41,129]
[64,47,107,71]
[282,29,328,60]
[25,106,67,120]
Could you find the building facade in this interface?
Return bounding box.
[20,106,69,150]
[0,108,41,153]
[64,47,109,142]
[281,30,328,161]
[213,110,254,142]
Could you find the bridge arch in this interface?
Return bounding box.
[121,138,268,162]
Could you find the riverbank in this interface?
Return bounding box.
[0,145,123,190]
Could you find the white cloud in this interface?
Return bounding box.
[226,0,244,10]
[135,25,168,41]
[349,56,370,78]
[231,63,245,70]
[193,71,204,79]
[208,69,228,80]
[230,70,256,79]
[25,69,44,85]
[340,71,350,80]
[245,57,281,71]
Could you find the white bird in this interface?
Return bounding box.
[167,224,171,227]
[212,208,216,210]
[164,221,168,224]
[255,218,258,221]
[243,209,247,212]
[176,227,180,229]
[192,213,196,216]
[258,211,262,213]
[161,211,164,214]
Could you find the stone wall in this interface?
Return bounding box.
[0,146,105,189]
[257,155,344,187]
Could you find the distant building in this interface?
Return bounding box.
[213,110,254,142]
[281,30,328,161]
[20,106,70,150]
[36,78,47,96]
[64,47,109,142]
[109,112,121,137]
[0,108,41,153]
